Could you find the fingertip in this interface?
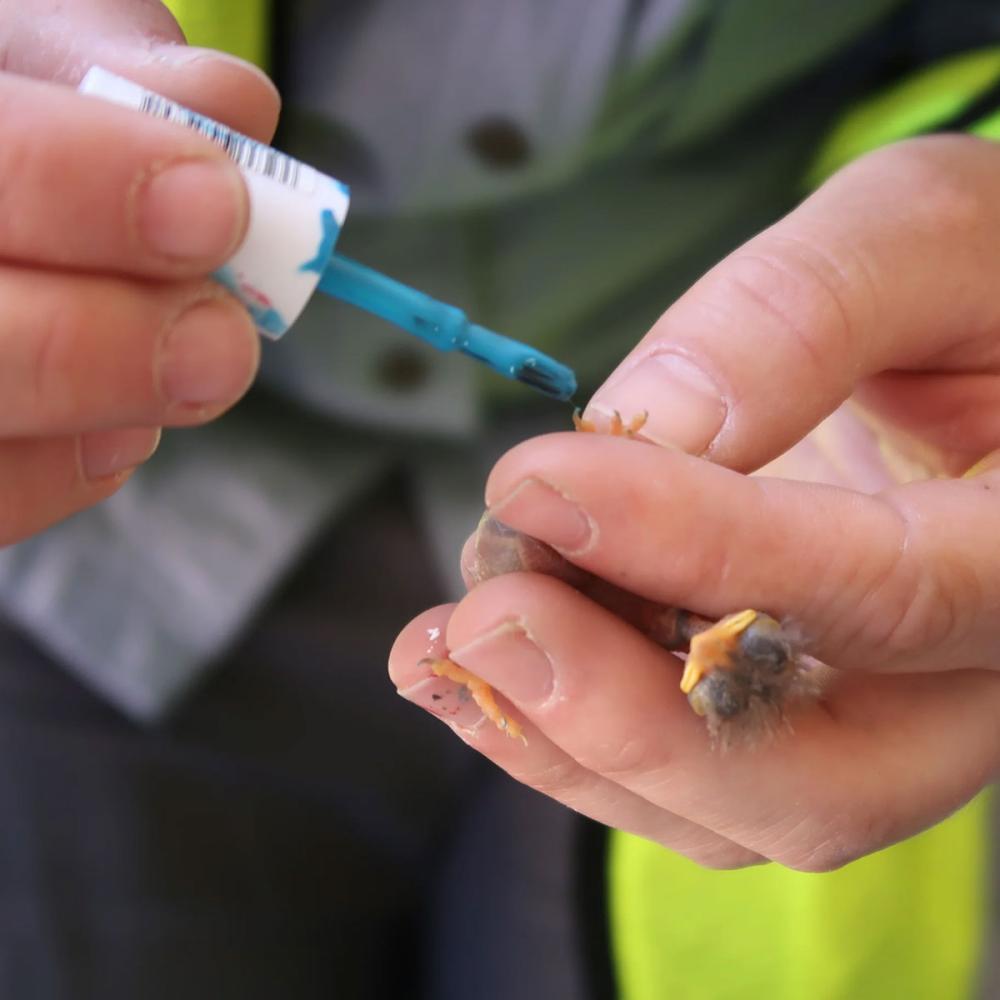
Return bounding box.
[134,156,250,265]
[82,42,281,143]
[157,294,260,418]
[387,604,456,689]
[79,426,162,483]
[130,45,282,142]
[443,571,587,662]
[483,431,579,509]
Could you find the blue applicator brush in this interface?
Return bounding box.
[319,254,577,401]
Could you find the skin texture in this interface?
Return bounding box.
[390,135,1000,872]
[0,0,278,546]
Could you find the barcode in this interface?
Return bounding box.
[138,92,314,194]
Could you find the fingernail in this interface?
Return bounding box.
[451,623,554,705]
[80,427,162,482]
[587,354,726,454]
[488,478,594,554]
[398,676,485,728]
[136,159,247,261]
[159,299,259,407]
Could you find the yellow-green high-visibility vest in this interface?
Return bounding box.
[162,0,271,71]
[610,796,990,1000]
[808,46,1000,185]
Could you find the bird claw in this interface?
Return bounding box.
[573,408,649,438]
[420,657,526,743]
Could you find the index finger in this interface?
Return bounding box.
[0,71,250,278]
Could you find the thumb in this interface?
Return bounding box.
[2,0,279,141]
[584,136,1000,473]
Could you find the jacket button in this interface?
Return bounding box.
[465,117,532,169]
[374,345,432,391]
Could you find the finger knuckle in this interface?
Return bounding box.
[864,489,978,657]
[718,241,861,384]
[857,137,988,237]
[579,732,672,781]
[880,557,967,659]
[515,757,586,797]
[0,96,46,249]
[26,298,83,428]
[810,489,972,663]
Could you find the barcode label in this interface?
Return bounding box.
[80,67,352,340]
[137,92,316,195]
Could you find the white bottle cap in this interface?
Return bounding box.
[79,67,350,339]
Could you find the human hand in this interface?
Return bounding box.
[390,135,1000,871]
[0,0,279,546]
